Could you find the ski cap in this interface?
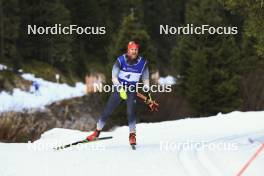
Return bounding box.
[127,41,139,50]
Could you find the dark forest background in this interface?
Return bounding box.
[0,0,263,118]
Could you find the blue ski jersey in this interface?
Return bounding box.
[117,54,147,85]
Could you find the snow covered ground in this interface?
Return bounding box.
[0,64,8,70]
[0,73,86,112]
[0,111,263,176]
[0,69,175,112]
[158,75,176,85]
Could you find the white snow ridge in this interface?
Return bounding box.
[0,111,264,176]
[0,73,86,112]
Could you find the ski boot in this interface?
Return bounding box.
[129,132,136,145]
[86,129,101,141]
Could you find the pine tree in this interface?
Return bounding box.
[171,0,241,115]
[64,0,109,77]
[143,0,185,73]
[19,0,72,68]
[108,10,157,69]
[0,0,20,69]
[220,0,264,57]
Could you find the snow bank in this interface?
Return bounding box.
[158,75,176,85]
[0,73,86,112]
[0,64,8,70]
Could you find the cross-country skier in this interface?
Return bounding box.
[86,41,150,146]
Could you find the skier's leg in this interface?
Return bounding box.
[97,90,121,130]
[126,91,137,133]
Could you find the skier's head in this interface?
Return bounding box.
[127,41,139,60]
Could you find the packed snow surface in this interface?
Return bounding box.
[0,111,263,176]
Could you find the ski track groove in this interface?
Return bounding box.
[178,142,211,176]
[176,130,264,176]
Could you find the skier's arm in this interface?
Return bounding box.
[112,61,127,99]
[142,65,150,90]
[112,61,121,85]
[142,64,153,101]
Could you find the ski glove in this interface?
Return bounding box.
[119,87,128,100]
[146,93,159,112]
